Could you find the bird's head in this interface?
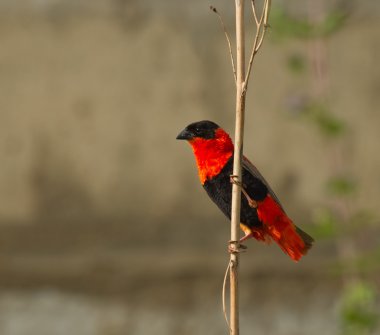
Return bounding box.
[176,121,234,184]
[176,120,220,141]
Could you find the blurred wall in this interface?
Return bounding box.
[0,1,379,334]
[0,0,379,226]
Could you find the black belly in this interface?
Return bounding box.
[203,157,268,229]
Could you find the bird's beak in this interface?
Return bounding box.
[176,128,193,140]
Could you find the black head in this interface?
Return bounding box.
[176,120,220,140]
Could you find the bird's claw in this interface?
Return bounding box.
[230,175,242,187]
[228,240,247,254]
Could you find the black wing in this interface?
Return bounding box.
[242,156,285,212]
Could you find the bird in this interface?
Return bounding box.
[176,120,314,261]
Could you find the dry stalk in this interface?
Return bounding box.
[219,1,271,335]
[244,0,271,93]
[210,6,237,83]
[228,2,246,335]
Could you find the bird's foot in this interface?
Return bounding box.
[228,240,247,254]
[229,175,242,187]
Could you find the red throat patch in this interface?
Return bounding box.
[188,128,234,184]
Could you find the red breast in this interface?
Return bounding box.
[189,128,234,184]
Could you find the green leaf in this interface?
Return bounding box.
[270,7,348,41]
[326,176,356,196]
[311,207,338,238]
[270,7,313,40]
[287,54,306,74]
[340,282,378,334]
[303,102,346,137]
[319,10,347,37]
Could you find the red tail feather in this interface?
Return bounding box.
[256,195,309,261]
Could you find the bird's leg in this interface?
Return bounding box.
[228,175,255,253]
[241,188,258,208]
[239,232,253,243]
[230,175,258,208]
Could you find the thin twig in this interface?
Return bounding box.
[245,0,271,89]
[222,260,232,331]
[255,0,271,50]
[255,23,269,51]
[258,0,268,26]
[251,0,259,26]
[210,6,237,83]
[244,30,260,92]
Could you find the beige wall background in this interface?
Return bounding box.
[0,1,379,225]
[0,1,379,334]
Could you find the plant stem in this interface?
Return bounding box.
[230,1,246,334]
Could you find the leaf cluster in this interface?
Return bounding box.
[340,282,379,335]
[270,7,347,40]
[305,102,346,137]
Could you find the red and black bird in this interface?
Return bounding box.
[176,120,314,261]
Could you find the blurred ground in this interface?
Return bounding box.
[0,1,379,334]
